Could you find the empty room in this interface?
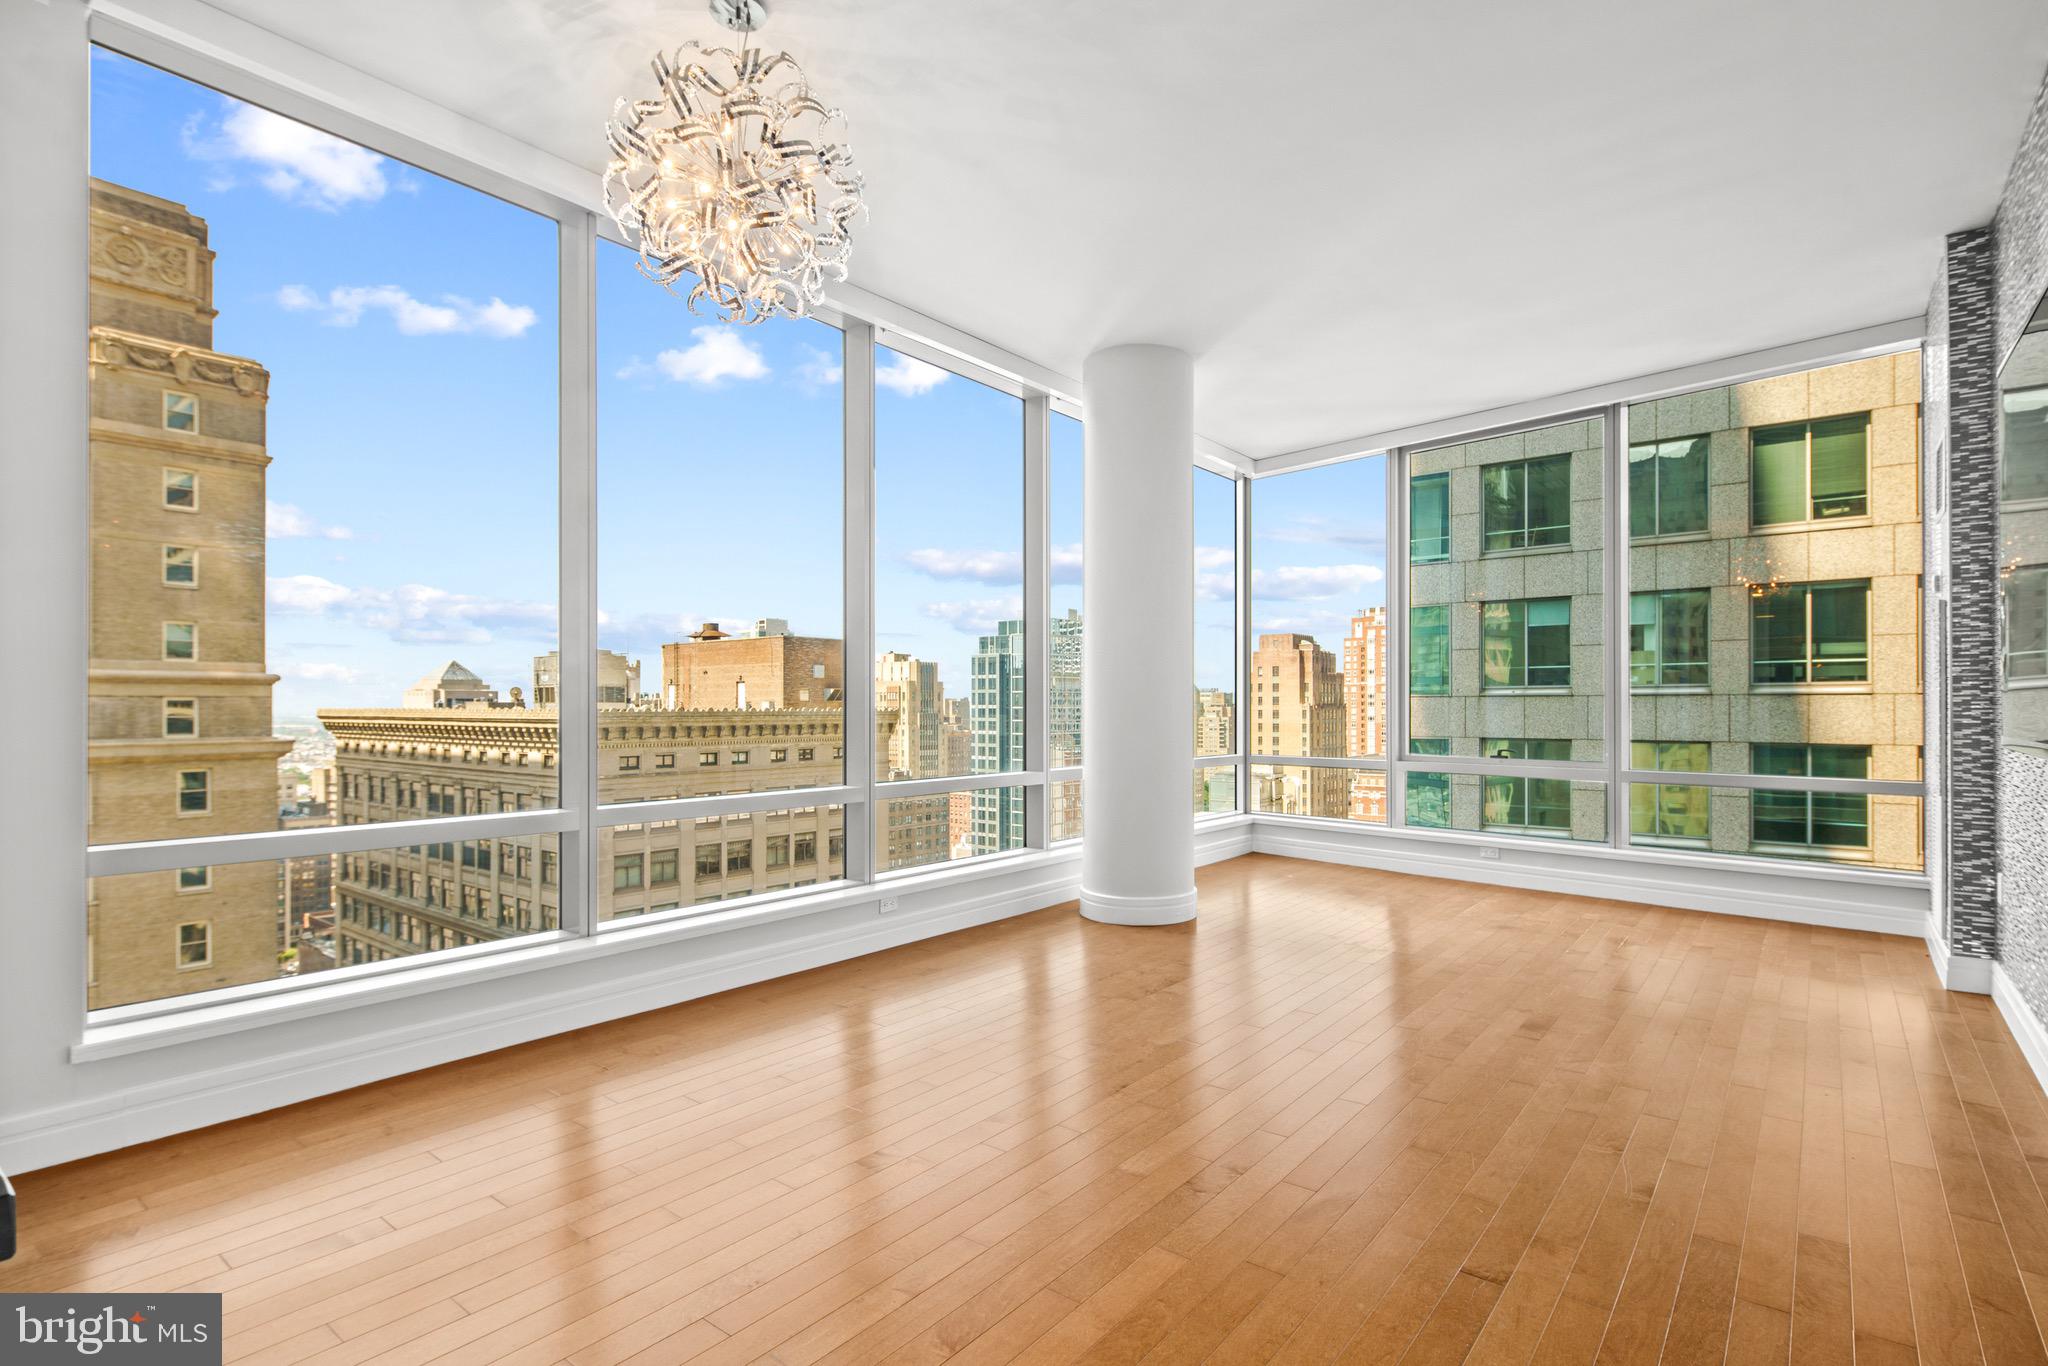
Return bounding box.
[9,1,2048,1362]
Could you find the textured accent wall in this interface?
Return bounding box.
[1944,228,2001,965]
[1995,71,2048,1018]
[1924,261,1951,944]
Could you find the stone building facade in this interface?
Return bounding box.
[1401,355,1923,868]
[1250,632,1347,817]
[85,179,290,1009]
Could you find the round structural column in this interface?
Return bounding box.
[1081,344,1198,925]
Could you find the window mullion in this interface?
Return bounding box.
[558,212,598,937]
[841,321,877,883]
[1023,393,1050,848]
[1606,401,1630,850]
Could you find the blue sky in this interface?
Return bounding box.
[1249,455,1389,659]
[90,47,1267,722]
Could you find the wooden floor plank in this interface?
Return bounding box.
[2,853,2044,1366]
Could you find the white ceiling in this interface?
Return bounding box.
[200,0,2048,458]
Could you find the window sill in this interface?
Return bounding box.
[74,842,1103,1063]
[1628,531,1711,547]
[1479,686,1573,696]
[1749,683,1874,695]
[1630,685,1711,695]
[1478,542,1574,560]
[1747,516,1874,537]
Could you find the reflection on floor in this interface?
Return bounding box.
[4,852,2044,1364]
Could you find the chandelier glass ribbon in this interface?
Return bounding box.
[604,37,864,324]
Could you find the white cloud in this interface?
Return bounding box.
[1265,514,1386,553]
[276,660,364,684]
[922,596,1023,635]
[279,284,535,338]
[1051,543,1082,585]
[617,328,770,387]
[267,500,354,541]
[1195,544,1235,600]
[796,345,844,389]
[1251,564,1386,600]
[876,353,950,397]
[268,575,556,644]
[904,547,1021,582]
[182,101,388,210]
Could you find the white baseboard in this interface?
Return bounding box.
[1994,963,2048,1097]
[0,818,1255,1174]
[1927,919,1995,993]
[1252,822,1928,937]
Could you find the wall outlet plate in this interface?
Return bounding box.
[878,897,900,914]
[1478,847,1501,860]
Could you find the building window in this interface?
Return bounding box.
[649,848,678,886]
[1629,741,1710,844]
[612,854,643,891]
[2003,387,2048,502]
[1752,744,1871,855]
[1629,590,1710,688]
[1628,435,1708,538]
[176,865,209,892]
[162,468,197,509]
[162,391,198,432]
[176,921,210,968]
[695,845,720,879]
[1410,472,1450,563]
[794,831,816,864]
[2007,565,2048,683]
[1752,415,1868,526]
[163,545,197,586]
[1482,776,1573,835]
[1481,453,1571,552]
[1481,598,1570,689]
[163,621,196,660]
[828,833,845,863]
[766,834,789,870]
[655,753,675,769]
[698,752,718,767]
[770,747,788,763]
[1409,606,1450,695]
[726,841,752,875]
[1750,581,1869,685]
[618,754,640,771]
[177,769,210,814]
[163,698,197,737]
[731,750,750,765]
[797,747,814,762]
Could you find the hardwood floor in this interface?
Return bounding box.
[7,852,2048,1365]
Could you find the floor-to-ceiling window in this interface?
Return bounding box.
[1402,416,1609,841]
[1625,355,1923,869]
[1050,408,1084,841]
[1194,467,1241,813]
[1248,455,1389,822]
[84,47,561,1007]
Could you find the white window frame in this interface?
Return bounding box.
[162,391,198,434]
[163,697,196,737]
[175,920,211,969]
[1247,332,1925,870]
[162,620,195,661]
[162,544,196,587]
[175,769,210,817]
[162,467,197,511]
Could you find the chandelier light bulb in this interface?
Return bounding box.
[602,0,865,325]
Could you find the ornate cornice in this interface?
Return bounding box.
[90,327,268,398]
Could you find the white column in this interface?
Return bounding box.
[1081,344,1197,925]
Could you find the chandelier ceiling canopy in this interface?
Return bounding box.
[603,0,864,325]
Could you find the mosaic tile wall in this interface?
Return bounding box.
[1942,228,2001,967]
[1995,72,2048,1016]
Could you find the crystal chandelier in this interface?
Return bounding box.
[603,0,864,325]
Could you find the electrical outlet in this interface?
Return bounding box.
[1478,847,1501,860]
[878,896,900,914]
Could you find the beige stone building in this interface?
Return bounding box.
[1344,607,1389,821]
[876,651,943,779]
[85,180,290,1009]
[1402,354,1922,867]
